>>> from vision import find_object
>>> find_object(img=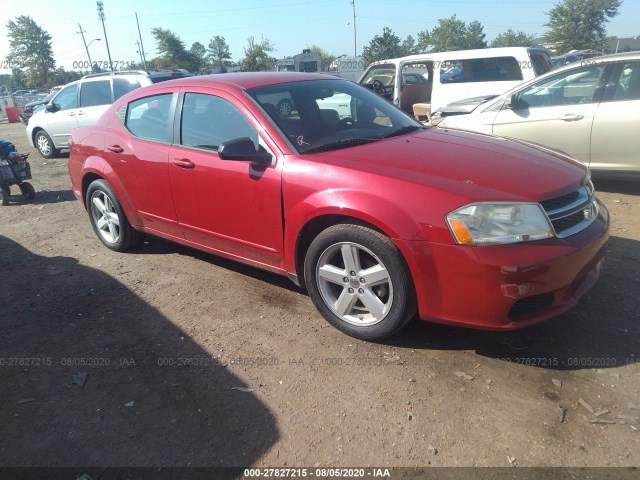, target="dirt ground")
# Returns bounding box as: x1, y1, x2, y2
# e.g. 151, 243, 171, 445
0, 120, 639, 475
